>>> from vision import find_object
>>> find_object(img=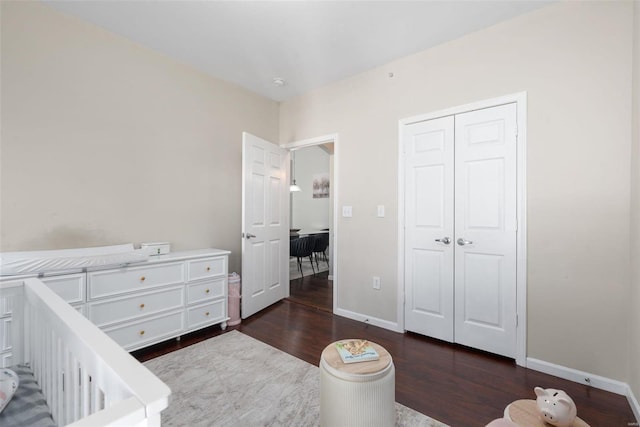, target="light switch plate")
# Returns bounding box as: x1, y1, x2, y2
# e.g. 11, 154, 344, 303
377, 205, 385, 218
342, 206, 353, 217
